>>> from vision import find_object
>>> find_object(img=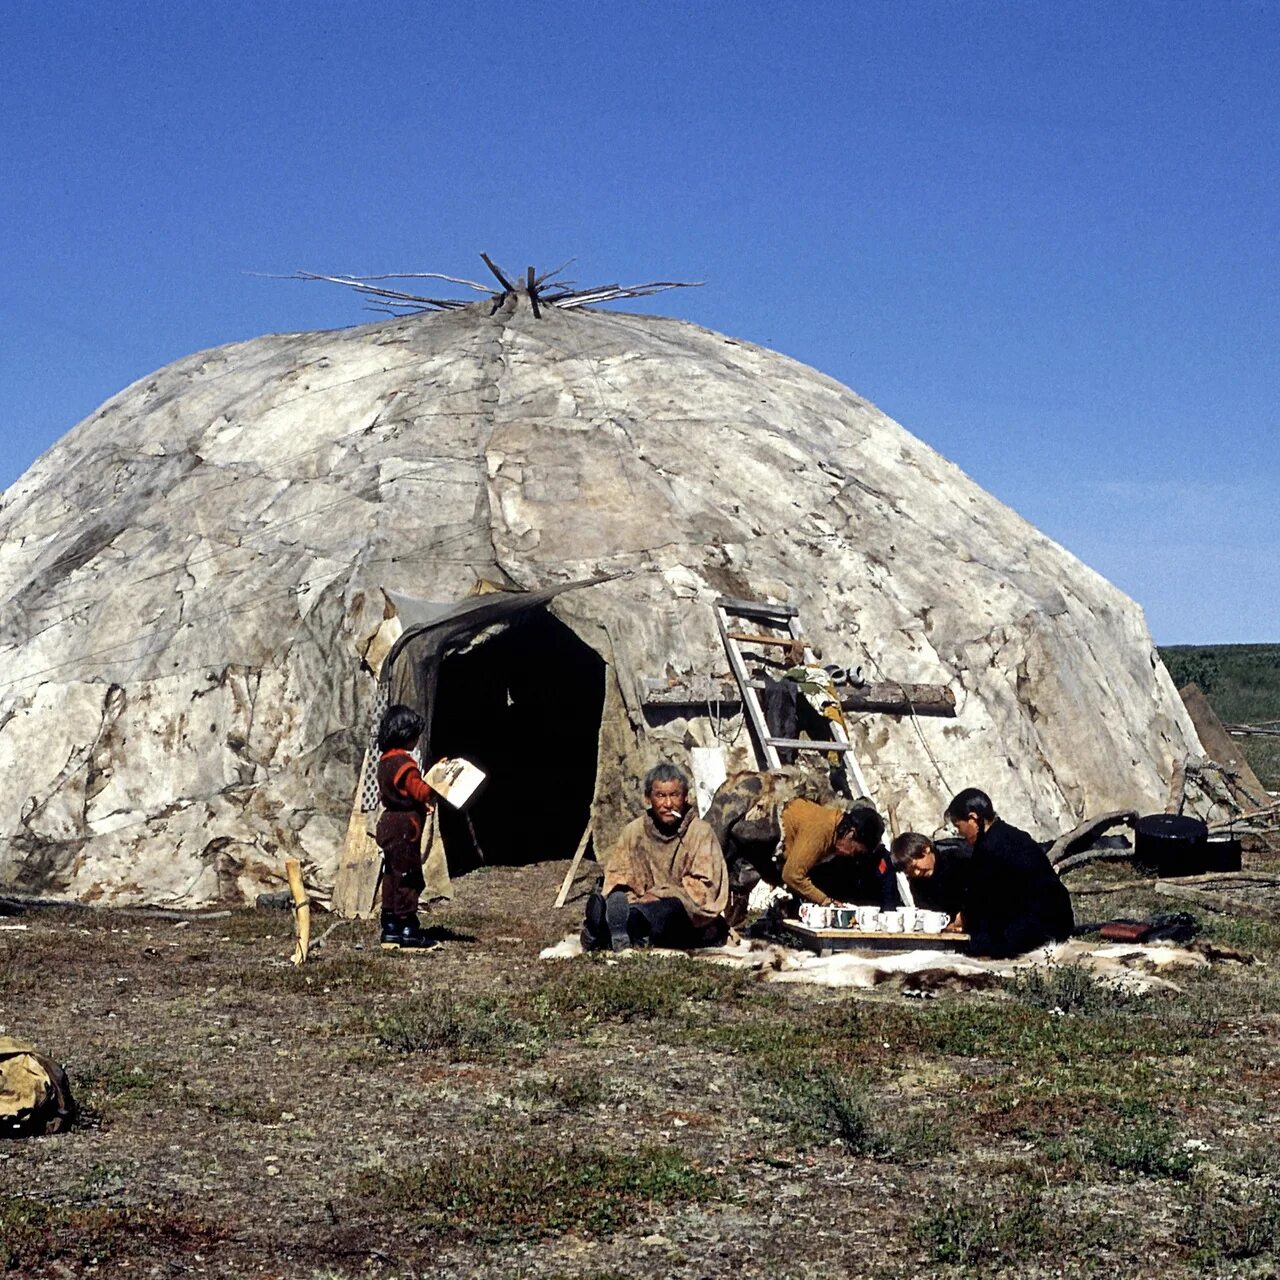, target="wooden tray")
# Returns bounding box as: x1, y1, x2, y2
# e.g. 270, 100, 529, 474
783, 922, 971, 956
